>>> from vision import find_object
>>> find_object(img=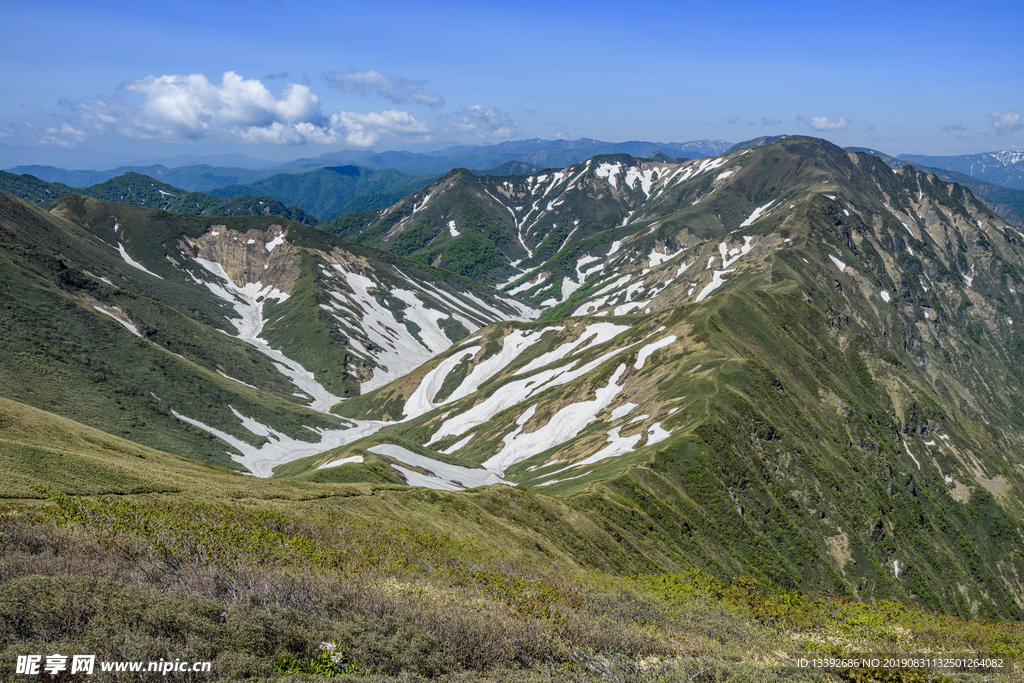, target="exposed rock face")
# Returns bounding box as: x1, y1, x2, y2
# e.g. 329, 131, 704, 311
184, 224, 299, 294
